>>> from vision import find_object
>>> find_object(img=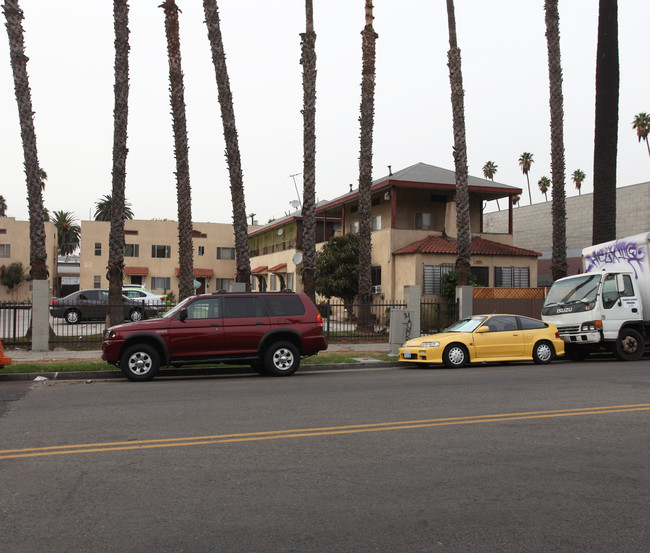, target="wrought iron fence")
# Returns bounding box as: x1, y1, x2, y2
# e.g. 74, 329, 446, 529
0, 303, 32, 349
318, 299, 406, 342
420, 300, 459, 334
